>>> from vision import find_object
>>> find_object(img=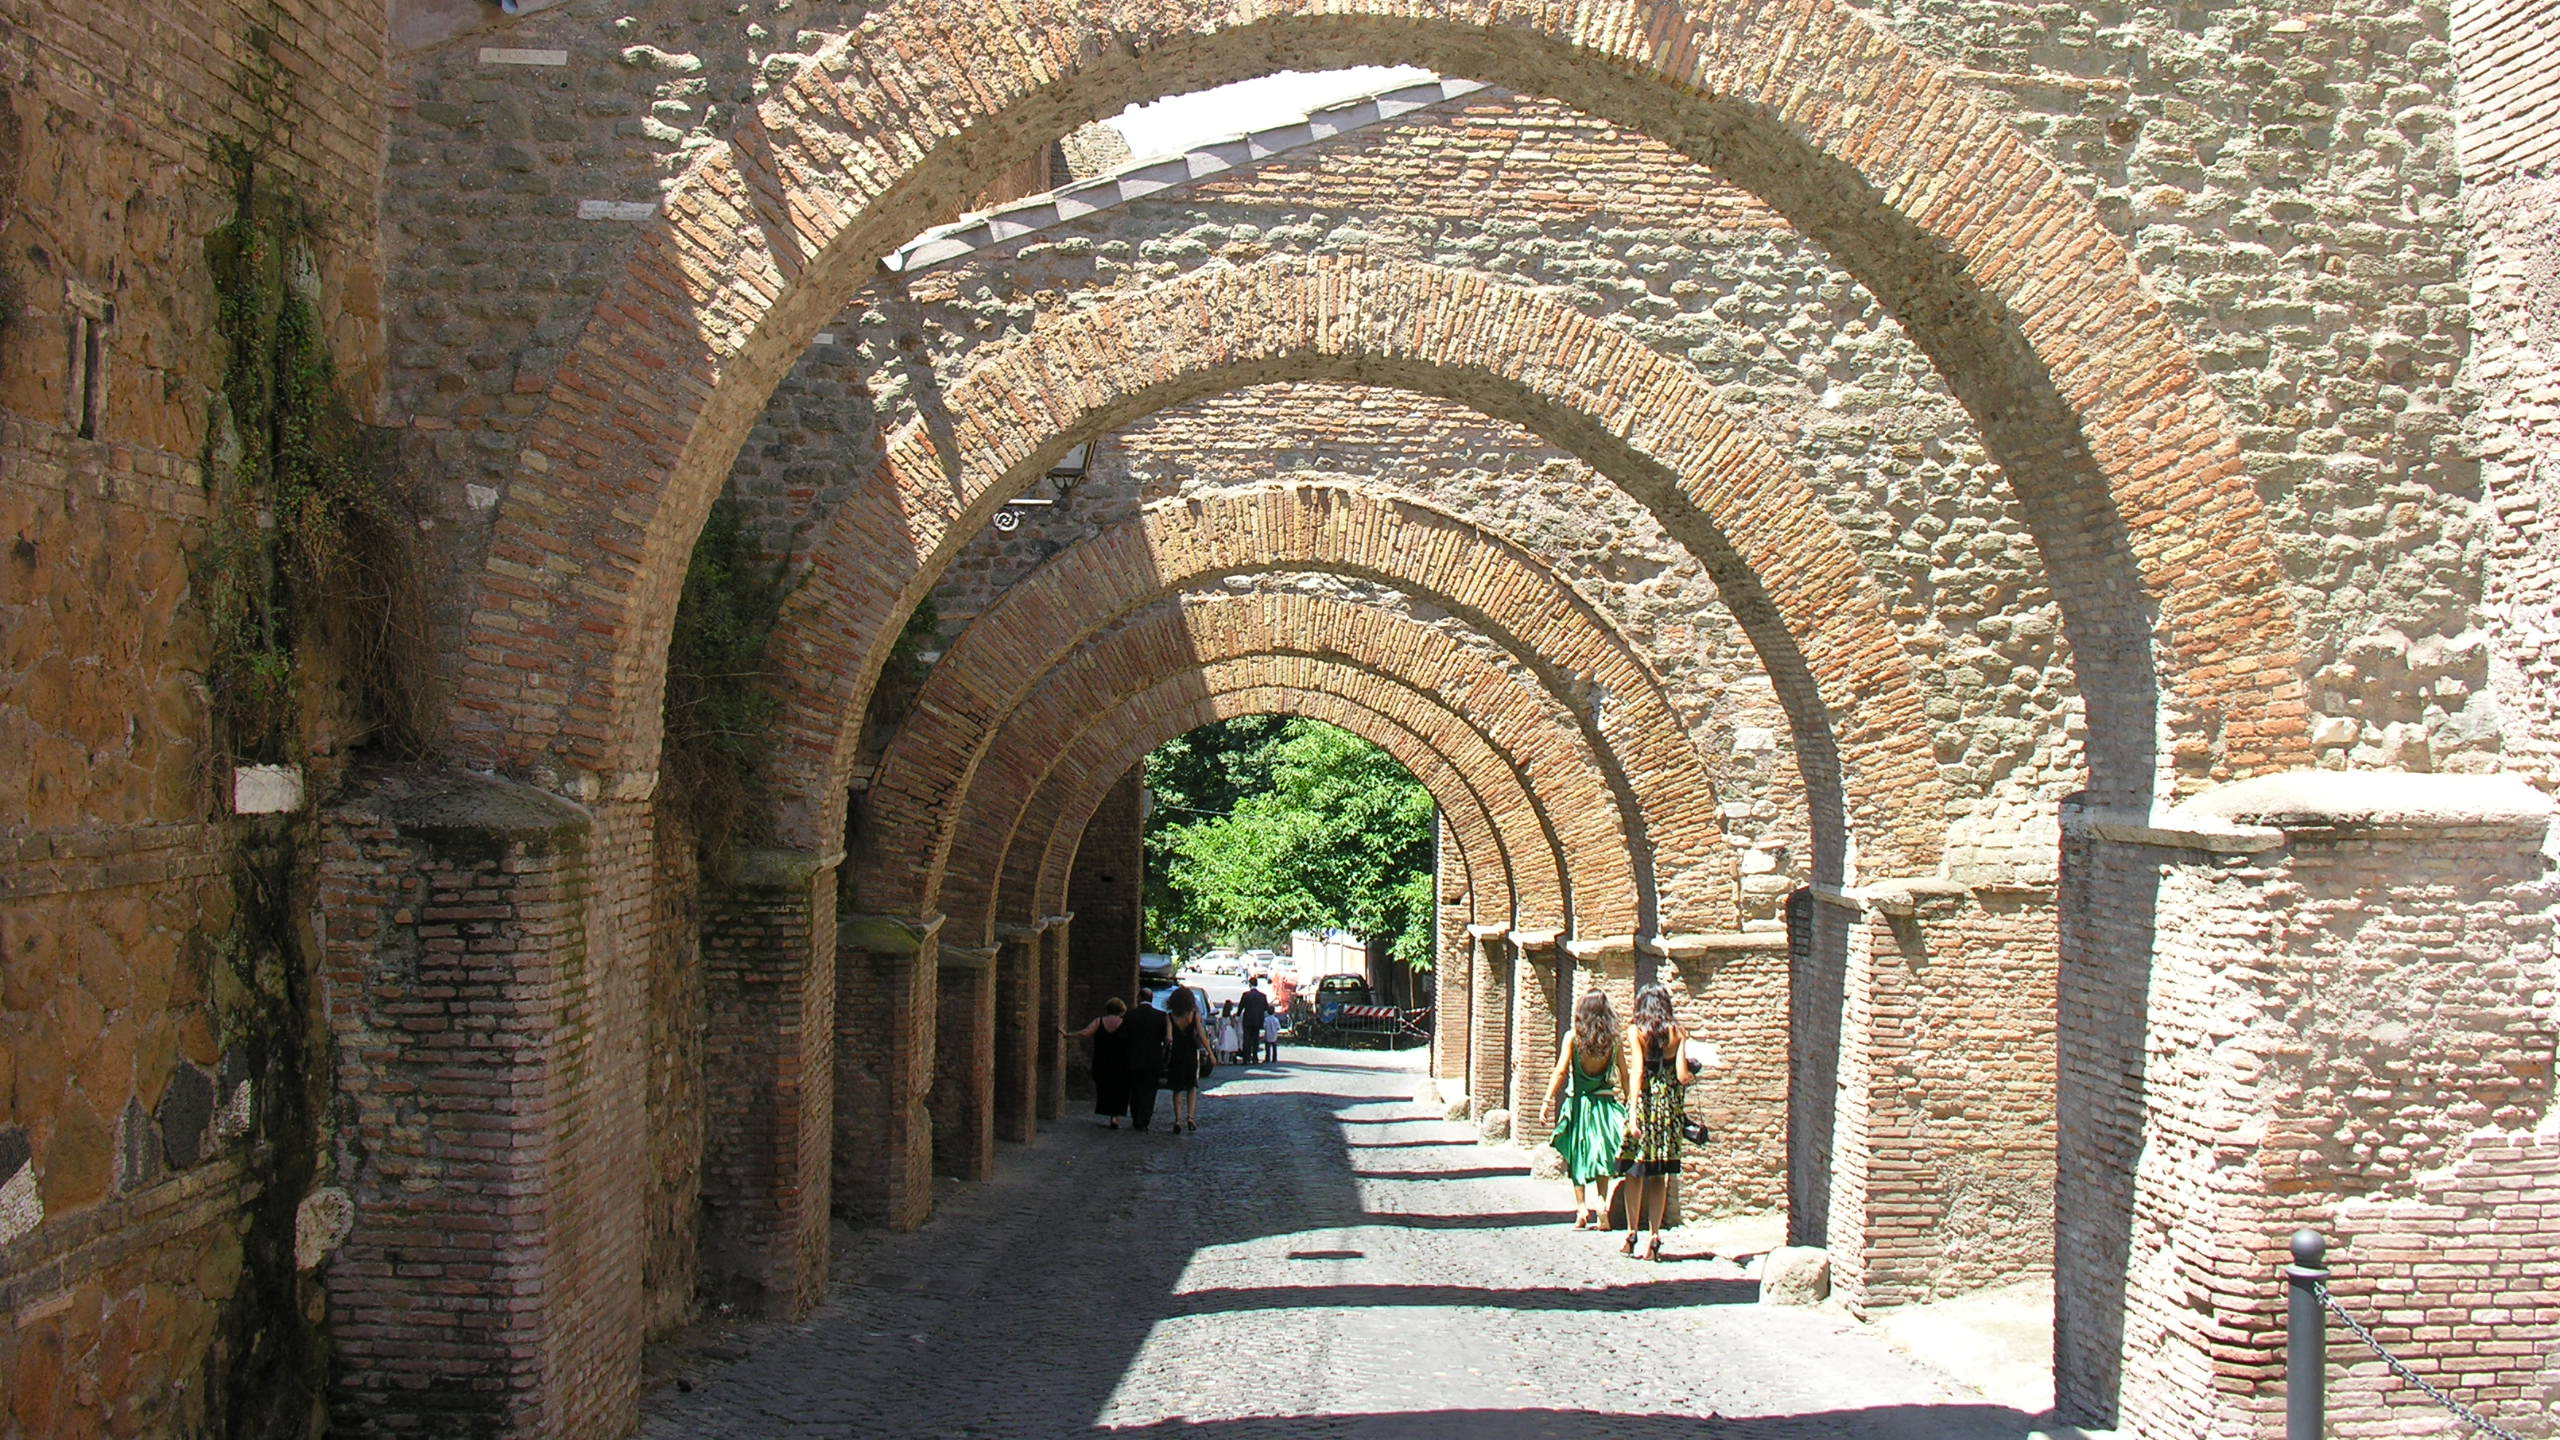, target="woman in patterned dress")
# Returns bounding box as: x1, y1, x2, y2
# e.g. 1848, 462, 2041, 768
1620, 983, 1699, 1260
